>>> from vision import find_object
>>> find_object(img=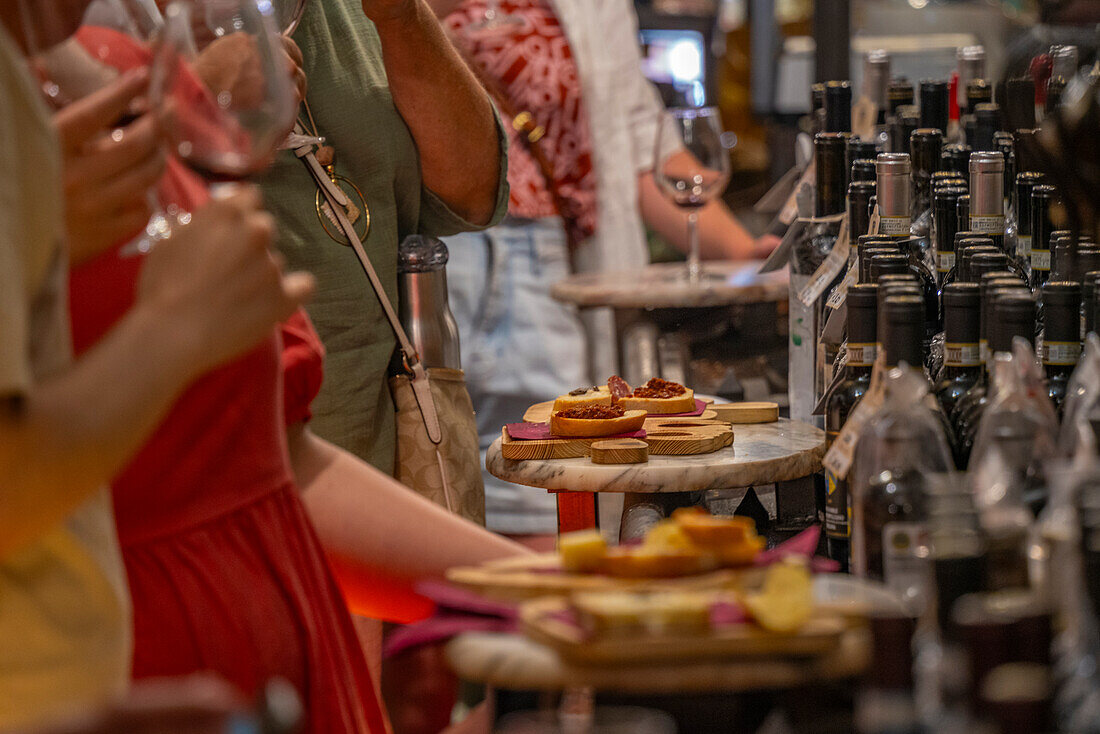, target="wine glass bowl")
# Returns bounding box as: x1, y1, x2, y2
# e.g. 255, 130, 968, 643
654, 107, 732, 282
155, 0, 297, 181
